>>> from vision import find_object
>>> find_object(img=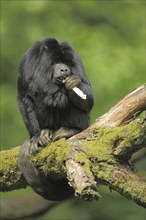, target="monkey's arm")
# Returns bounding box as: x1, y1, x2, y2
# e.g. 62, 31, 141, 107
63, 76, 94, 112
70, 83, 93, 112
18, 95, 41, 137
18, 96, 53, 154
